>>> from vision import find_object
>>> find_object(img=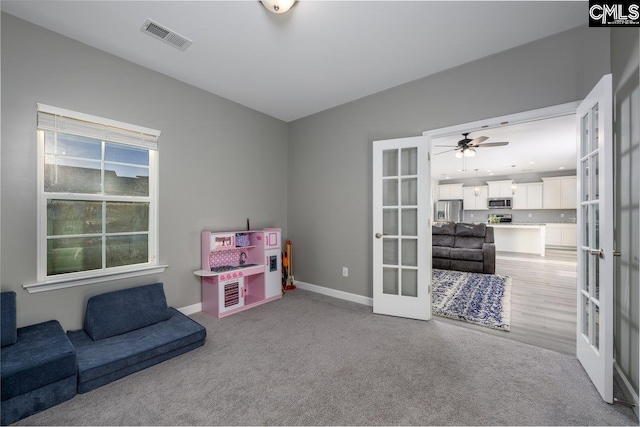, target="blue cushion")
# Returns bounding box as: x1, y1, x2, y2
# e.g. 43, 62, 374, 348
69, 308, 206, 393
1, 292, 17, 347
1, 320, 77, 401
1, 374, 76, 425
84, 283, 171, 341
